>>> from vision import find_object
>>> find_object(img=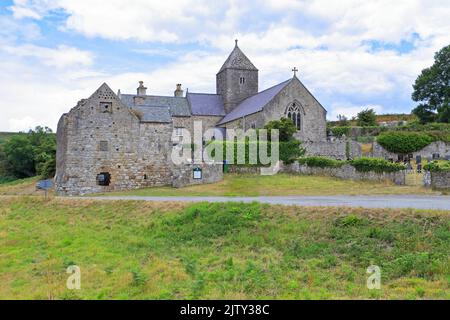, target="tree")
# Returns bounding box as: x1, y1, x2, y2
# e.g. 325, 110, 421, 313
412, 44, 450, 123
0, 126, 56, 179
264, 117, 297, 142
336, 114, 349, 126
356, 108, 377, 126
264, 118, 305, 163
